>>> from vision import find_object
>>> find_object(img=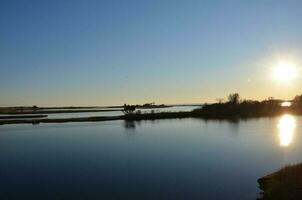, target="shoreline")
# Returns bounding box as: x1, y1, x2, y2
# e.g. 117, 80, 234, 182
0, 109, 123, 115
0, 115, 124, 125
0, 115, 48, 119
0, 98, 299, 125
0, 111, 290, 126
